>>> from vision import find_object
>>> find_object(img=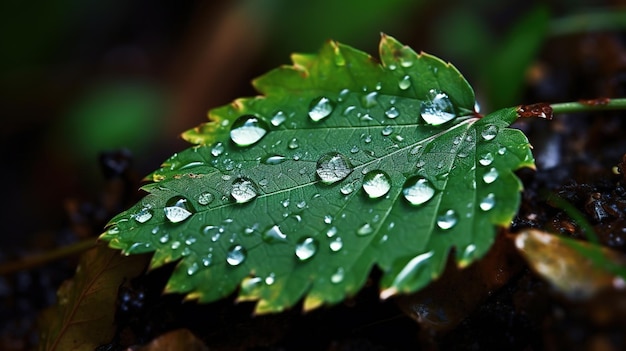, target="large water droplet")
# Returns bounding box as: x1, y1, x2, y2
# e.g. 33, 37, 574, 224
231, 177, 258, 203
331, 267, 345, 284
481, 124, 499, 141
480, 193, 496, 211
361, 91, 378, 108
271, 111, 287, 126
133, 206, 153, 223
420, 89, 456, 125
402, 177, 435, 205
483, 168, 499, 184
479, 152, 494, 166
295, 237, 318, 261
263, 225, 287, 242
362, 170, 391, 199
230, 115, 269, 147
226, 245, 247, 266
211, 142, 225, 156
308, 96, 335, 122
385, 106, 400, 119
329, 237, 343, 252
316, 152, 353, 184
357, 223, 374, 236
197, 192, 214, 206
437, 209, 458, 230
262, 154, 287, 165
164, 196, 194, 223
398, 75, 411, 90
